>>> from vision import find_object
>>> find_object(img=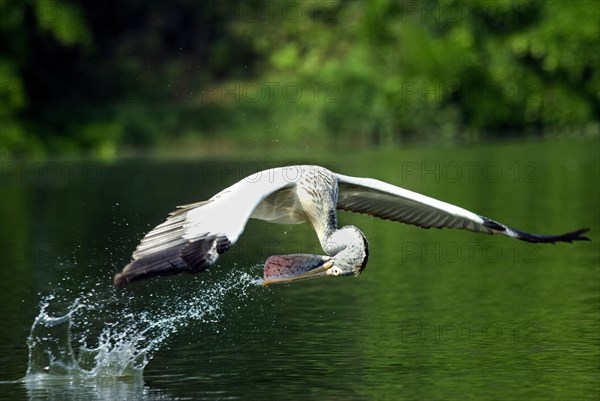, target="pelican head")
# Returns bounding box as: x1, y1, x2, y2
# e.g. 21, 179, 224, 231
262, 225, 369, 285
324, 225, 369, 277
